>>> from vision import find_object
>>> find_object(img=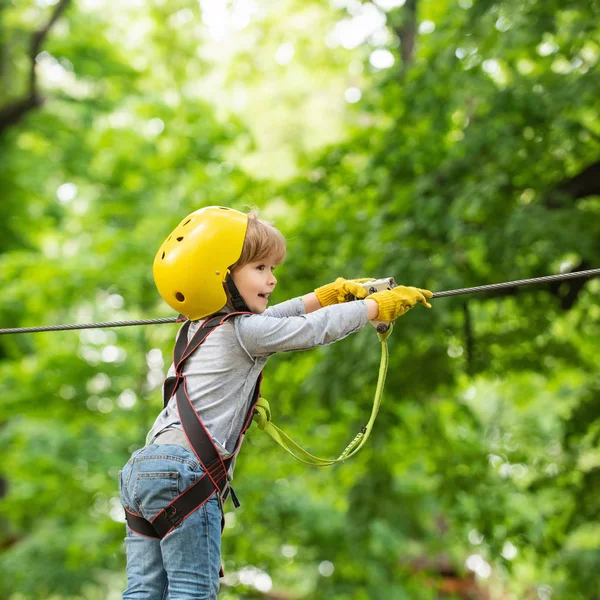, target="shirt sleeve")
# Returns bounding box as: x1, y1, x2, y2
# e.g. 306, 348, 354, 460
262, 297, 306, 318
234, 300, 369, 358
